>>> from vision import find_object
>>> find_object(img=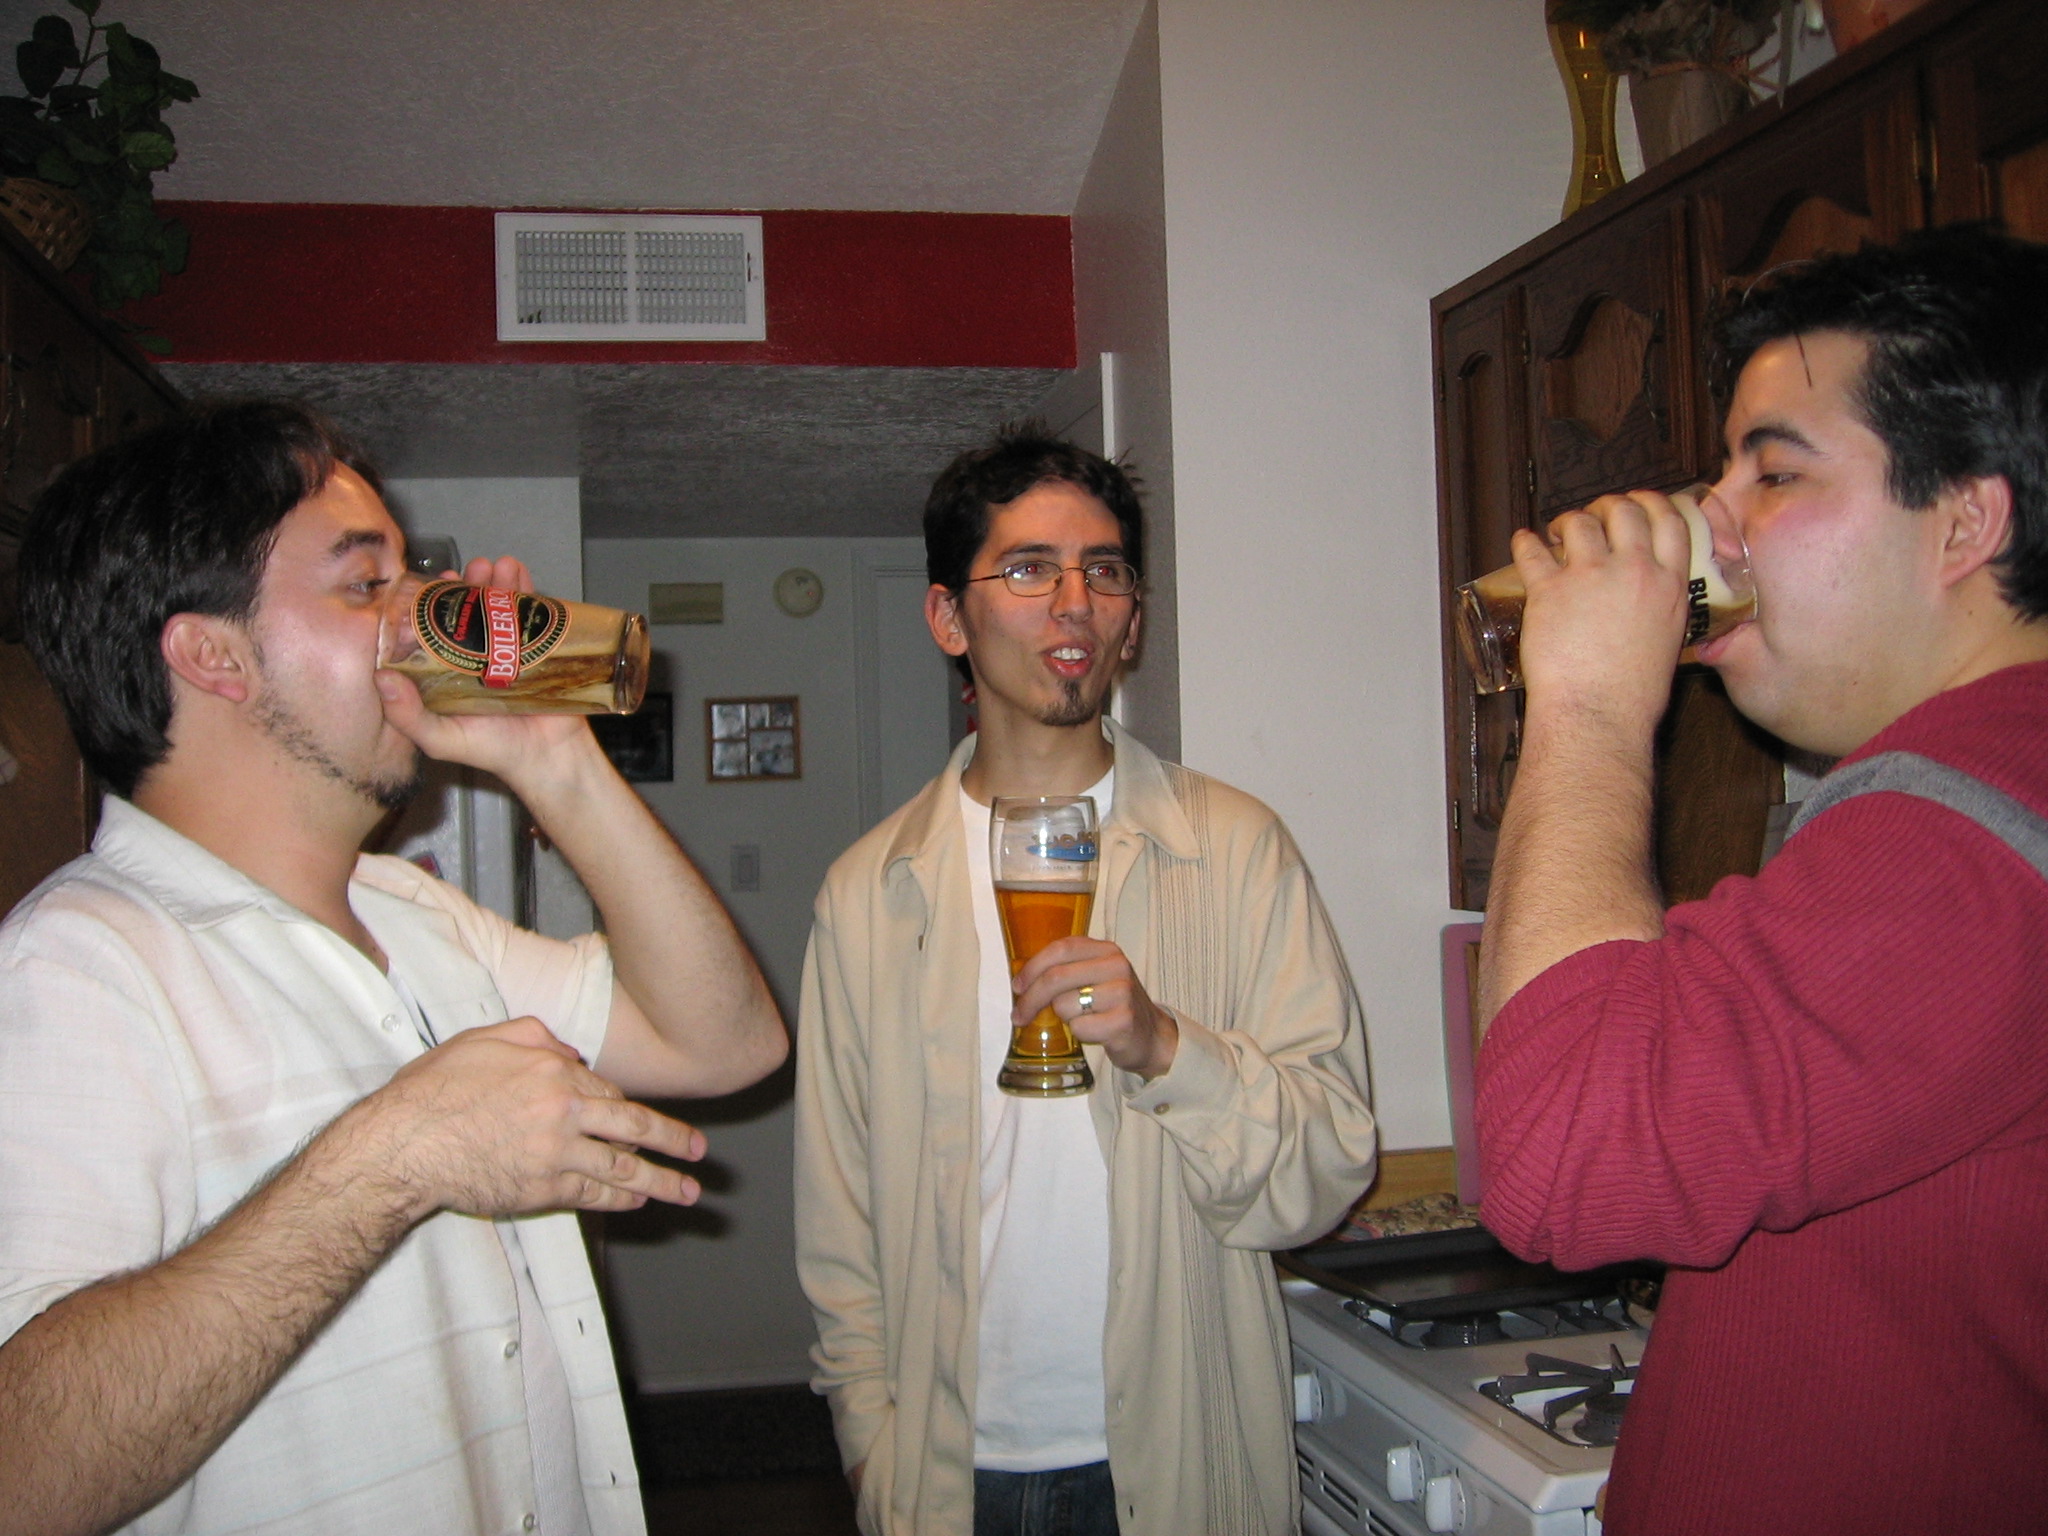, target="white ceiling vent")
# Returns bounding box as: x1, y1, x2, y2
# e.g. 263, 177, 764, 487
495, 213, 766, 342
